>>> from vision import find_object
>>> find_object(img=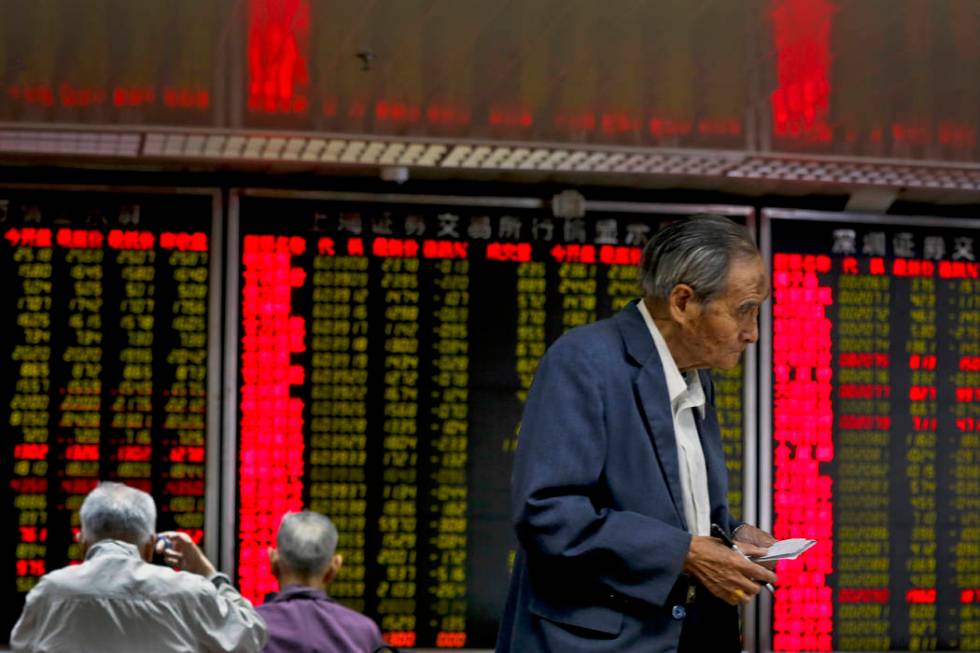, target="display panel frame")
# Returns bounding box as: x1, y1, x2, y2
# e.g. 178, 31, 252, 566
760, 208, 980, 653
